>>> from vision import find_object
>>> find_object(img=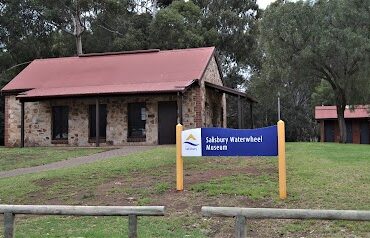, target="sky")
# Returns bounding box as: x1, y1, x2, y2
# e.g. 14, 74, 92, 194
257, 0, 277, 9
